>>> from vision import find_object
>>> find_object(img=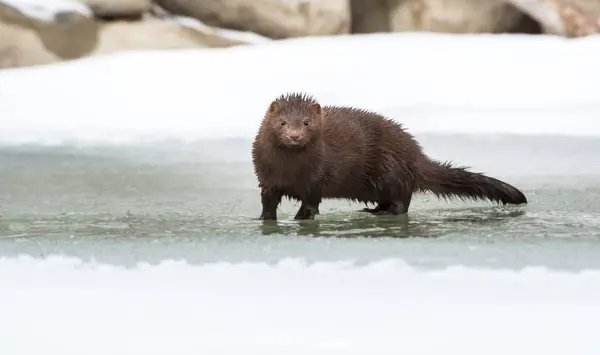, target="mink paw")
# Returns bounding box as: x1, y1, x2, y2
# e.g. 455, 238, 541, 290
294, 205, 319, 220
359, 207, 379, 213
259, 212, 277, 220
